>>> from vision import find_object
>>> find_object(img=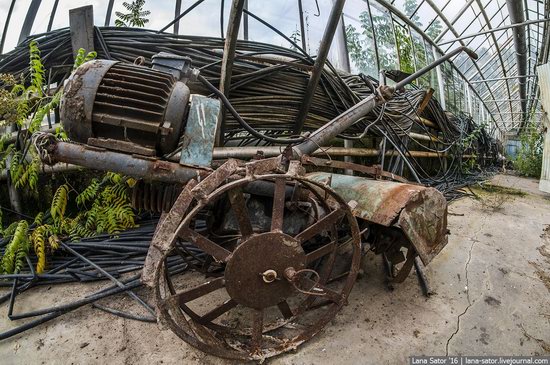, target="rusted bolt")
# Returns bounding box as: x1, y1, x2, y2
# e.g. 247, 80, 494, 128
283, 267, 297, 281
261, 269, 278, 283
